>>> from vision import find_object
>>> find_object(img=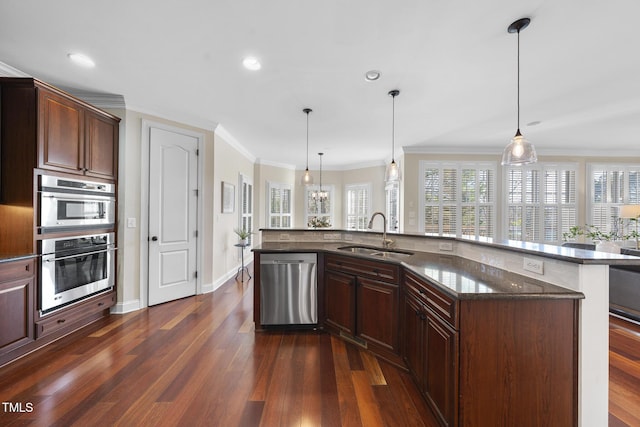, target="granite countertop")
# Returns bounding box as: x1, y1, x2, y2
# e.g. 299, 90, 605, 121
0, 253, 38, 264
258, 228, 640, 266
253, 242, 584, 300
